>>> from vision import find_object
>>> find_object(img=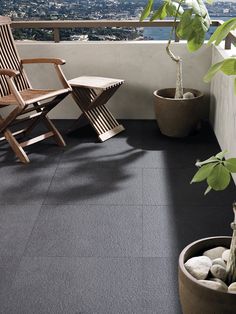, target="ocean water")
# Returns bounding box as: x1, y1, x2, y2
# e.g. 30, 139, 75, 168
143, 16, 229, 40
